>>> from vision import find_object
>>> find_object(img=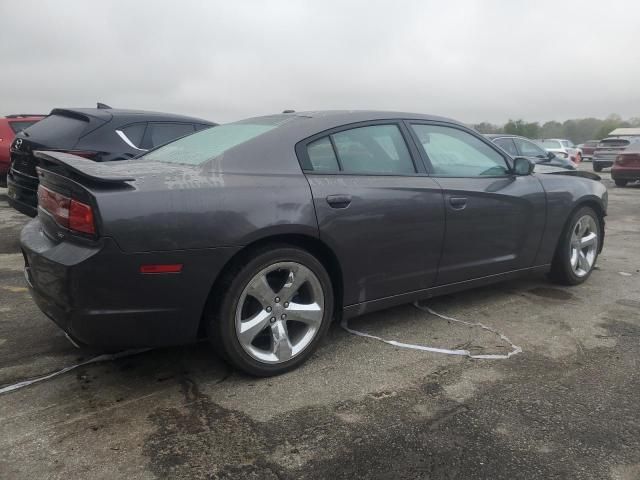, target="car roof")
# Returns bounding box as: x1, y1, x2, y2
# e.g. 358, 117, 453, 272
49, 107, 215, 125
235, 110, 465, 140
